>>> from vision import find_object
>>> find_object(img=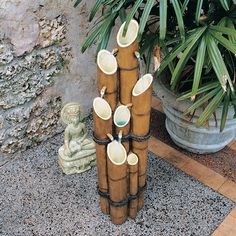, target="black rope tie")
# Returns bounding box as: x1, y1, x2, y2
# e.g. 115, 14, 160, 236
97, 188, 109, 198
108, 198, 129, 207
113, 133, 130, 142
93, 132, 110, 145
97, 182, 147, 207
93, 130, 151, 145
131, 131, 151, 142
